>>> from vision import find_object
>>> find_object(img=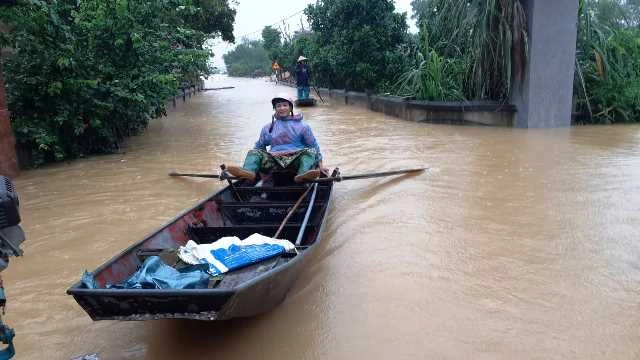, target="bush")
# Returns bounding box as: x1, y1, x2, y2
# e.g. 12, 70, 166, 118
1, 0, 235, 165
